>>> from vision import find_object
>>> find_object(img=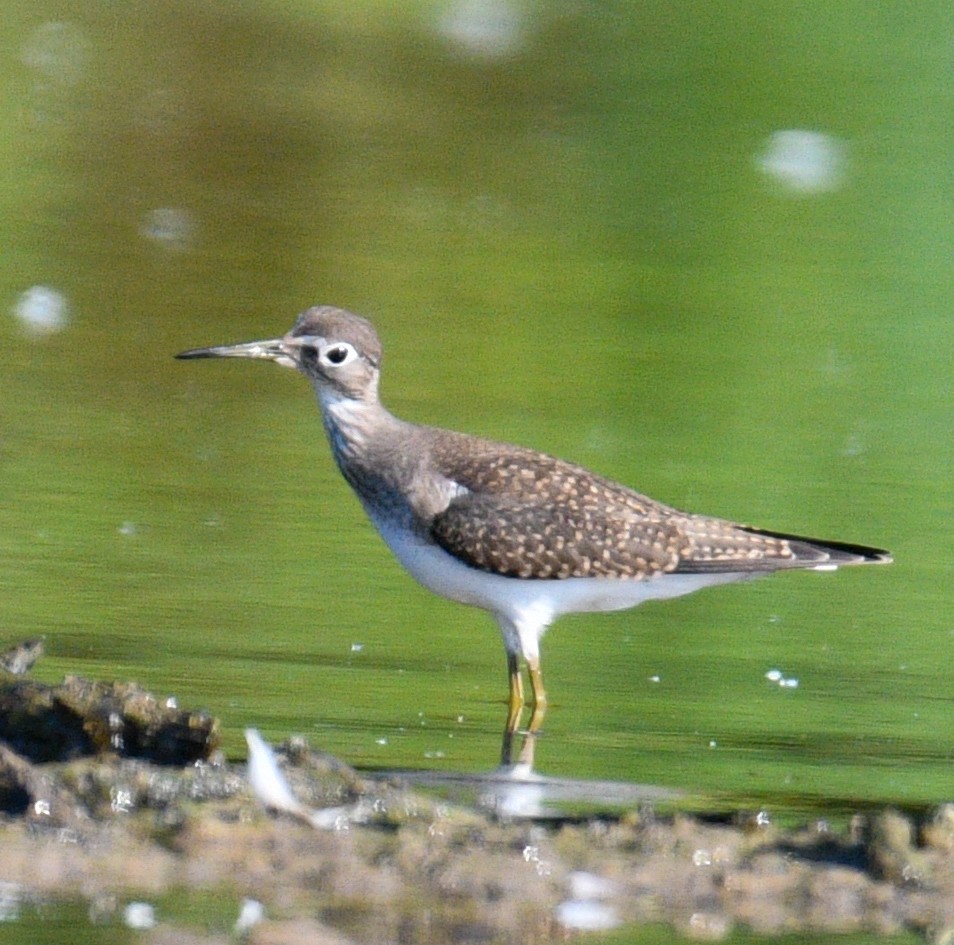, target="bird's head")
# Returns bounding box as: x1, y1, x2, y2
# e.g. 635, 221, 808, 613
176, 305, 383, 403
